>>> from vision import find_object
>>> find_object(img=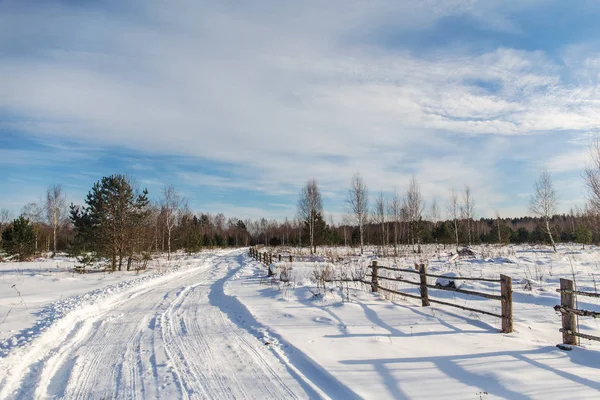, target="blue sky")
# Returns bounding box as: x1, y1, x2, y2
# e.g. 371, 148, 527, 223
1, 0, 599, 221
